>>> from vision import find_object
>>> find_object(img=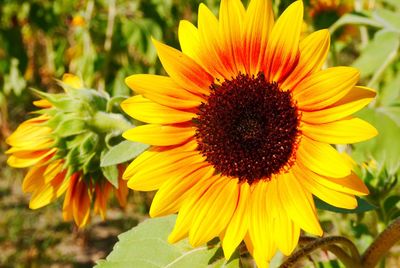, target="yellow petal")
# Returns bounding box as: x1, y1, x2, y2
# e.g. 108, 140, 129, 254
219, 0, 246, 74
301, 86, 376, 124
189, 177, 239, 247
244, 232, 254, 257
127, 151, 204, 191
297, 163, 369, 196
114, 173, 129, 208
123, 124, 196, 146
282, 29, 330, 90
222, 182, 251, 259
152, 38, 213, 96
6, 123, 52, 147
6, 139, 53, 154
150, 164, 213, 217
29, 170, 68, 209
121, 95, 195, 124
294, 67, 360, 110
72, 179, 91, 228
123, 140, 198, 179
62, 73, 83, 88
22, 165, 47, 193
243, 0, 274, 75
296, 136, 352, 178
168, 175, 222, 243
179, 20, 223, 80
278, 172, 323, 236
7, 148, 56, 168
198, 4, 232, 79
264, 1, 303, 82
125, 74, 203, 109
295, 164, 358, 209
273, 209, 300, 256
179, 20, 201, 60
94, 182, 112, 220
249, 182, 277, 267
33, 99, 52, 108
302, 117, 378, 144
62, 173, 79, 221
43, 159, 64, 184
267, 179, 300, 255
